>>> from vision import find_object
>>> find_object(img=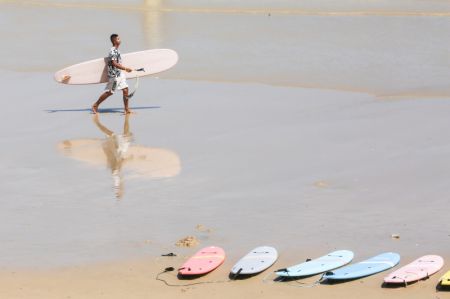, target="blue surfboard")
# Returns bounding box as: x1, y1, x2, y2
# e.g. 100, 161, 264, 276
323, 252, 400, 281
276, 250, 354, 277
